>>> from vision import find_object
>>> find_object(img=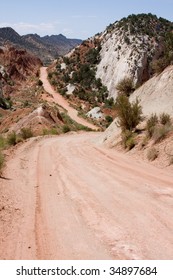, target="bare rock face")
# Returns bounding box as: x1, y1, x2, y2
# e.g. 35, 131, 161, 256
0, 45, 42, 100
96, 14, 172, 99
130, 66, 173, 116
0, 46, 42, 81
